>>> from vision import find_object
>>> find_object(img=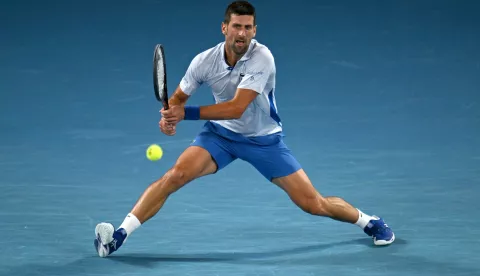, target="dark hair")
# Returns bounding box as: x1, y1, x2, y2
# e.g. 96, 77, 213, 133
224, 1, 256, 25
